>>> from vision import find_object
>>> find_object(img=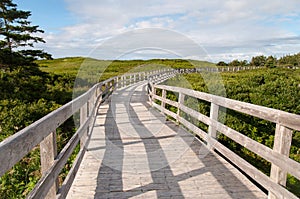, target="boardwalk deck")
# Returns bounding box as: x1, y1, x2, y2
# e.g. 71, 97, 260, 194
66, 82, 267, 199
